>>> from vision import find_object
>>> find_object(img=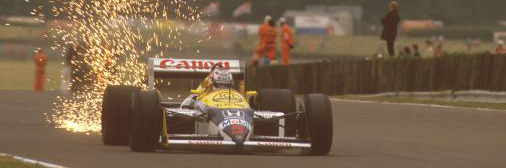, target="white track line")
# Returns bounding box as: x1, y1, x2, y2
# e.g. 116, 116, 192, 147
331, 98, 505, 112
0, 153, 68, 168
